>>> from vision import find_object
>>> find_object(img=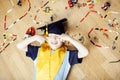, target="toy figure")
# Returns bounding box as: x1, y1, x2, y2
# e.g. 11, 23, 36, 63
101, 1, 111, 11
43, 7, 52, 13
17, 0, 22, 6
17, 18, 89, 80
68, 0, 78, 7
17, 0, 25, 6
